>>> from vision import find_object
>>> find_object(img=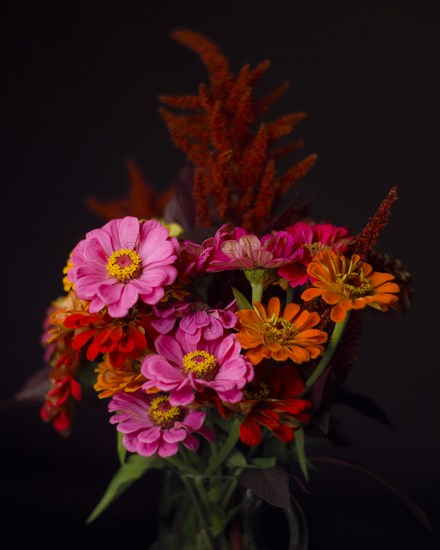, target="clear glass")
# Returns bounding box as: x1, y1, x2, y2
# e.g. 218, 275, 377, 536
149, 471, 308, 550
